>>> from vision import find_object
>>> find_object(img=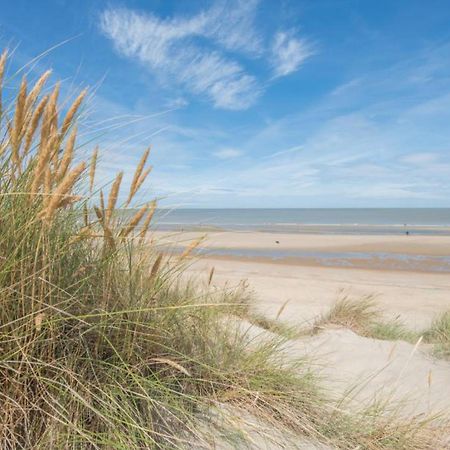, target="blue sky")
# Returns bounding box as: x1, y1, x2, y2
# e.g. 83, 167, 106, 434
1, 0, 450, 207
